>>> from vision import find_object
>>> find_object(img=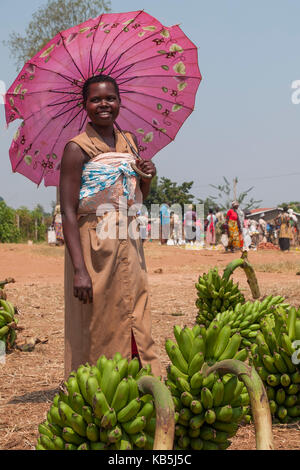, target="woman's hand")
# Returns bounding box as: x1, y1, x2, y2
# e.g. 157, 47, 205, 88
73, 268, 93, 304
135, 159, 156, 182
